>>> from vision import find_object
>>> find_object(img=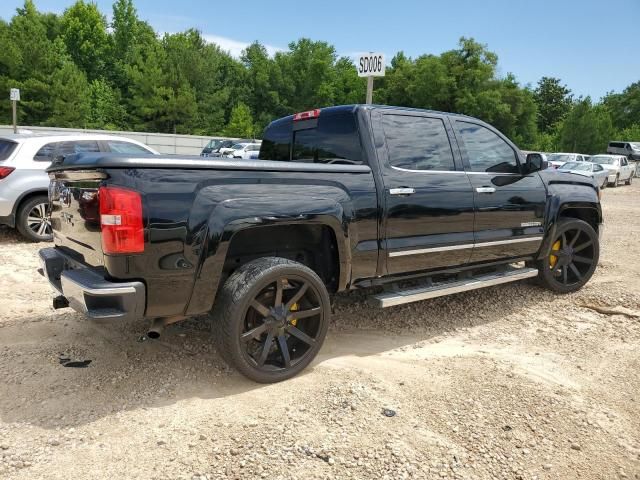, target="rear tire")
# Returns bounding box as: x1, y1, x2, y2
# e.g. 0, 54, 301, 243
536, 218, 599, 294
16, 195, 52, 242
213, 257, 331, 383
